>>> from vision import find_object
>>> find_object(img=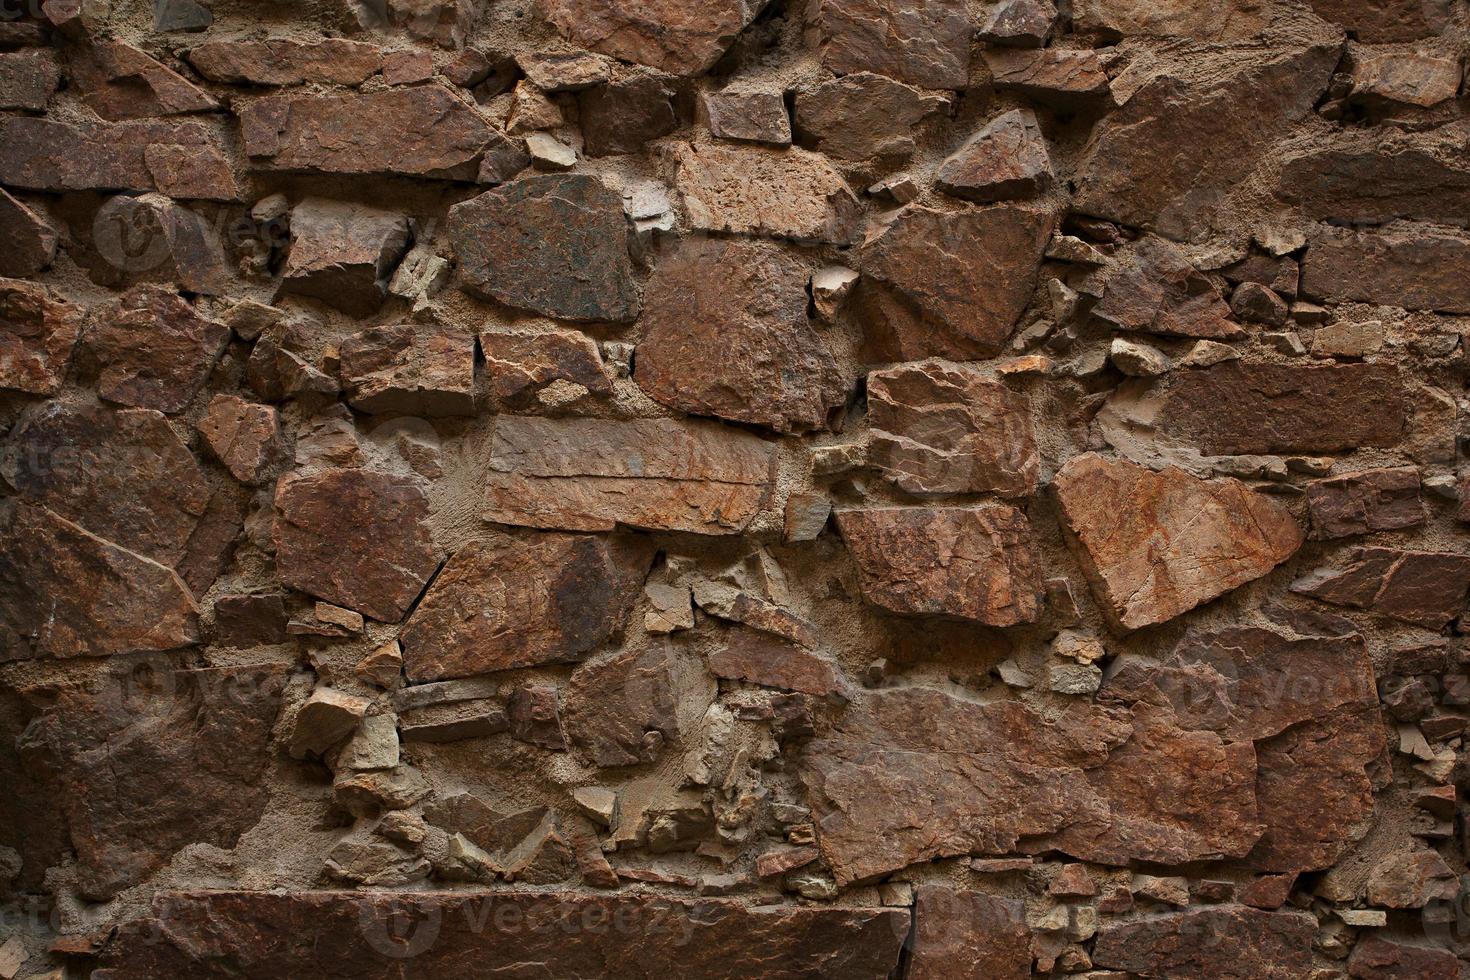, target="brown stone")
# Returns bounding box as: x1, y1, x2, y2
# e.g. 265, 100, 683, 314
669, 141, 862, 244
564, 644, 715, 767
0, 191, 58, 279
1306, 467, 1424, 539
11, 663, 282, 900
1088, 236, 1242, 339
1053, 455, 1303, 631
1349, 937, 1460, 980
1303, 223, 1470, 314
859, 204, 1055, 359
0, 48, 59, 110
836, 506, 1043, 626
1072, 0, 1267, 40
0, 116, 236, 199
1350, 45, 1462, 108
99, 891, 909, 978
1073, 42, 1338, 236
211, 593, 288, 647
982, 48, 1110, 108
702, 89, 791, 145
1092, 906, 1315, 980
277, 198, 410, 317
448, 174, 639, 322
1238, 874, 1295, 910
89, 193, 229, 295
1308, 0, 1453, 42
273, 468, 437, 623
87, 286, 229, 412
806, 0, 975, 89
69, 40, 217, 120
910, 888, 1032, 980
482, 417, 777, 535
240, 86, 519, 180
339, 323, 475, 417
1292, 547, 1470, 629
545, 0, 770, 76
708, 629, 847, 697
936, 108, 1051, 203
400, 531, 654, 682
978, 0, 1057, 46
793, 72, 949, 162
507, 686, 567, 752
388, 0, 474, 48
0, 279, 80, 395
187, 37, 383, 86
1366, 849, 1459, 908
197, 395, 283, 485
1154, 361, 1406, 454
480, 328, 613, 410
578, 73, 678, 157
1276, 127, 1470, 226
867, 359, 1038, 498
517, 51, 612, 92
634, 238, 846, 433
